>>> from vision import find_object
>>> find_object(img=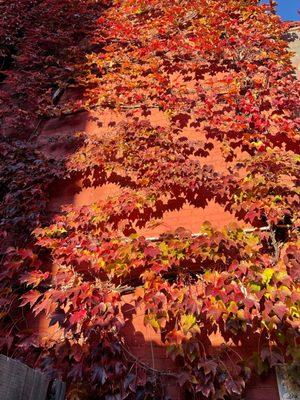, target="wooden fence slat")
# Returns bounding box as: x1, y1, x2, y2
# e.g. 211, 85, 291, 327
21, 365, 35, 400
0, 355, 28, 400
51, 379, 66, 400
30, 369, 49, 400
0, 355, 64, 400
